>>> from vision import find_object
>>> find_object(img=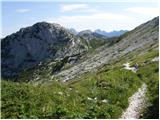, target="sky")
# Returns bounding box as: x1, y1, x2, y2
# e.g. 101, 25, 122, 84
1, 0, 159, 37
